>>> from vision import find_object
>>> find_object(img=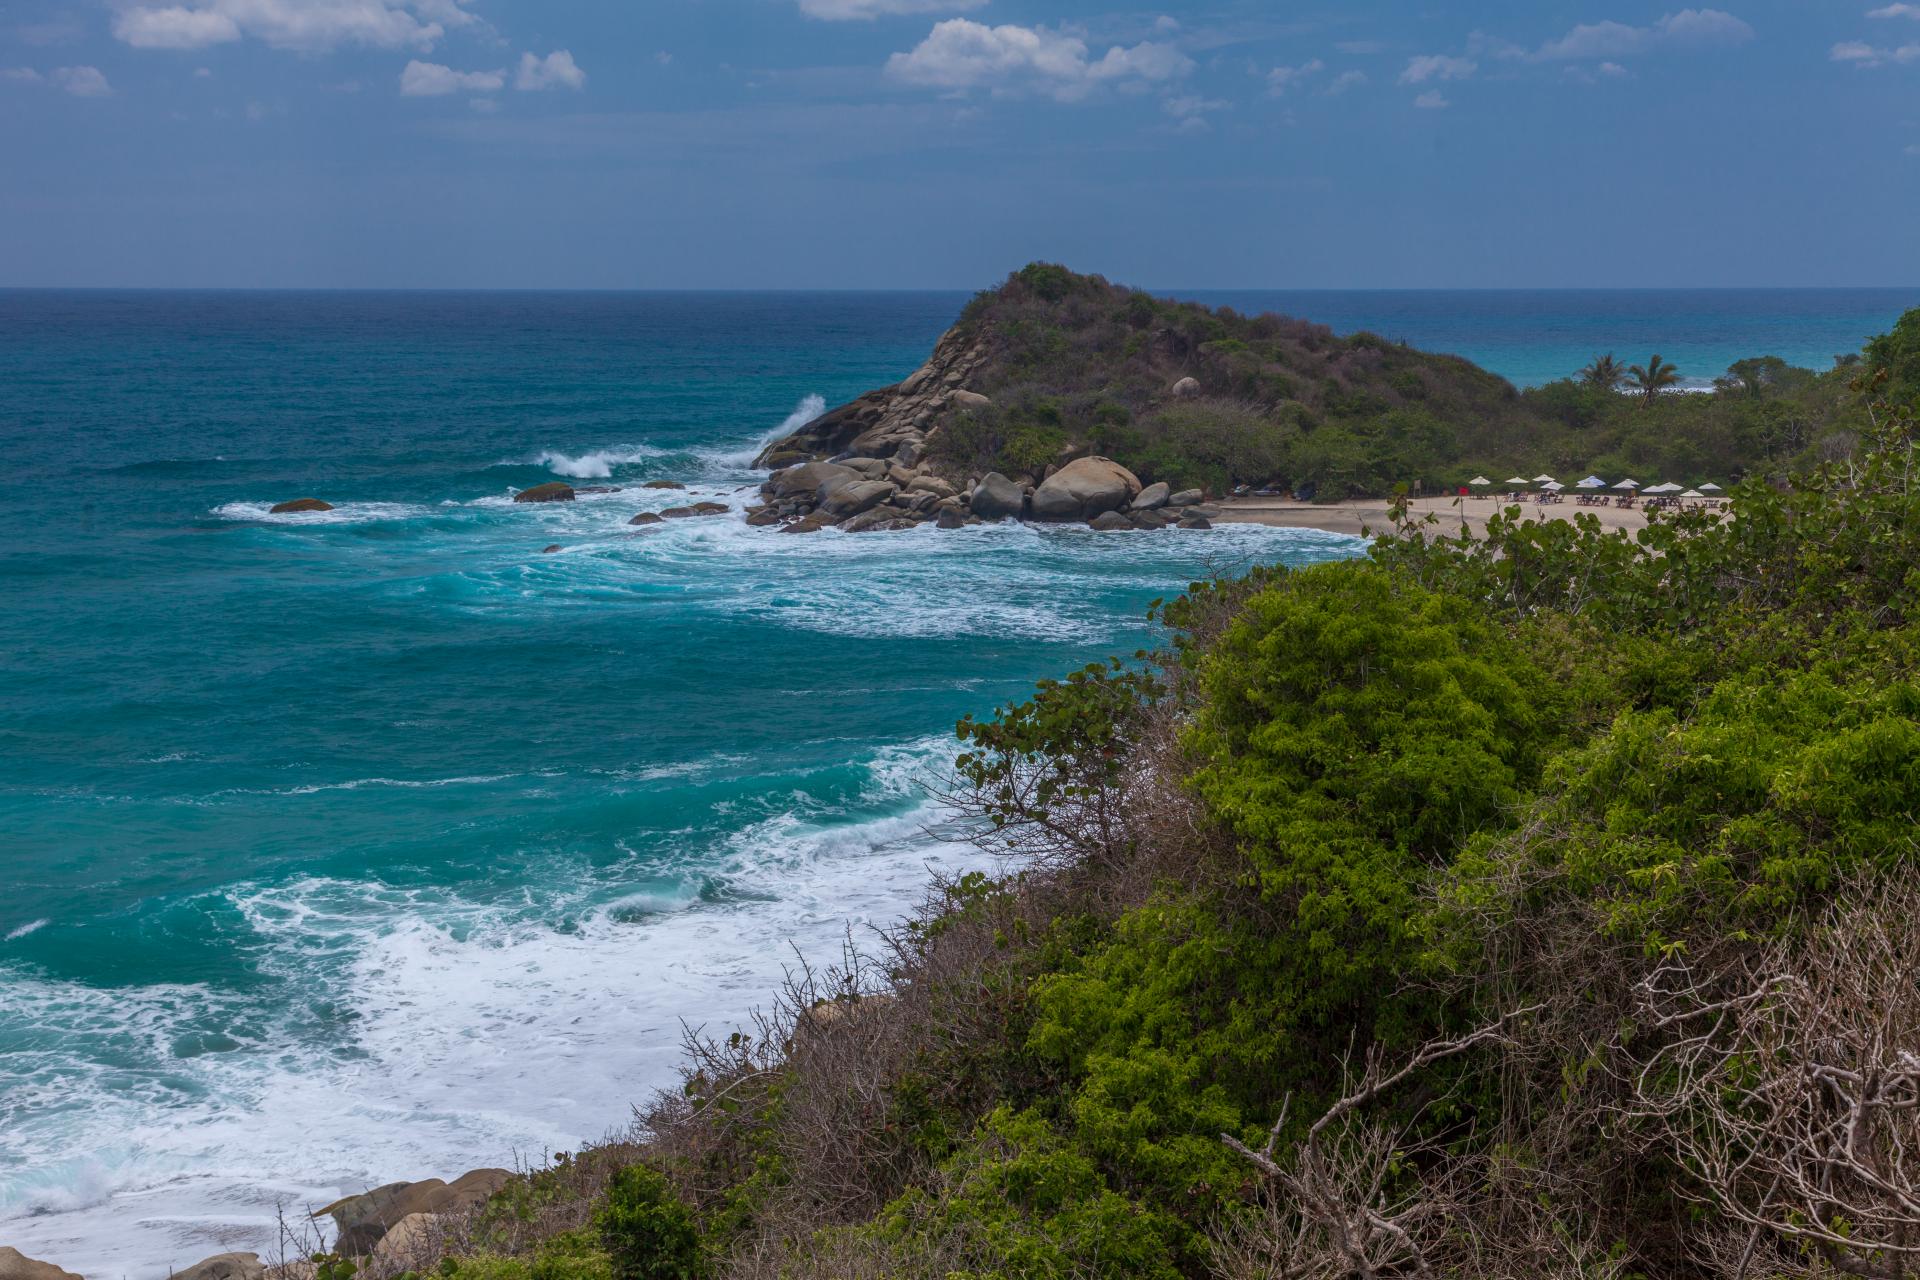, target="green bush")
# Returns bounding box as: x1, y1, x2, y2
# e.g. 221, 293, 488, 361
593, 1166, 705, 1280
